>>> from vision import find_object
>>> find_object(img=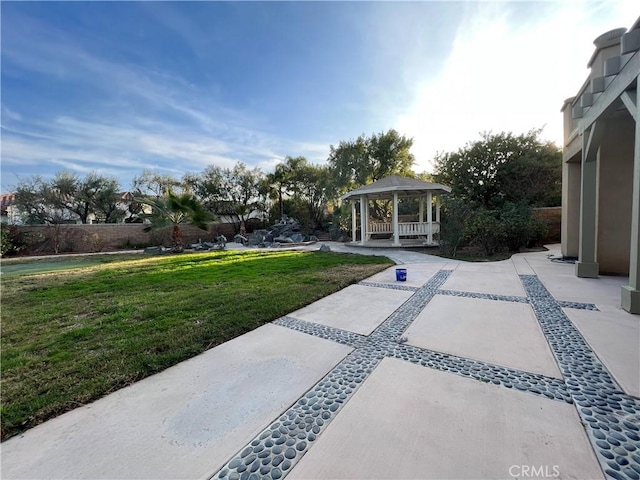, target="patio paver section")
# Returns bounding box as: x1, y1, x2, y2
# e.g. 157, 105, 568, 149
288, 357, 602, 480
288, 284, 412, 336
404, 295, 562, 378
